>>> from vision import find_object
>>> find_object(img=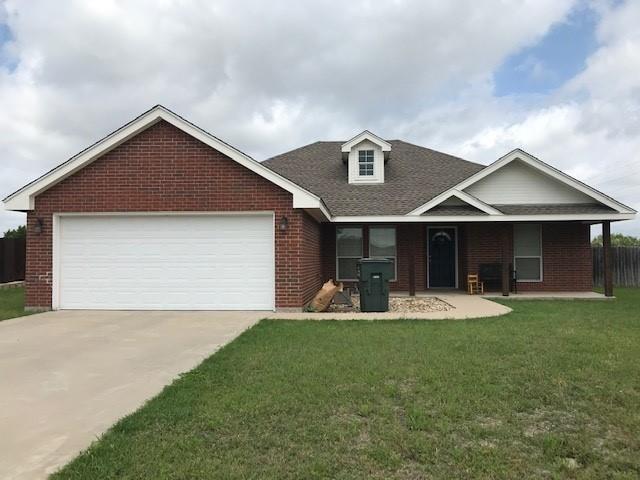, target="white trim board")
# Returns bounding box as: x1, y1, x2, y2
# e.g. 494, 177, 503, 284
408, 189, 503, 216
332, 213, 635, 223
341, 130, 391, 152
3, 105, 330, 220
